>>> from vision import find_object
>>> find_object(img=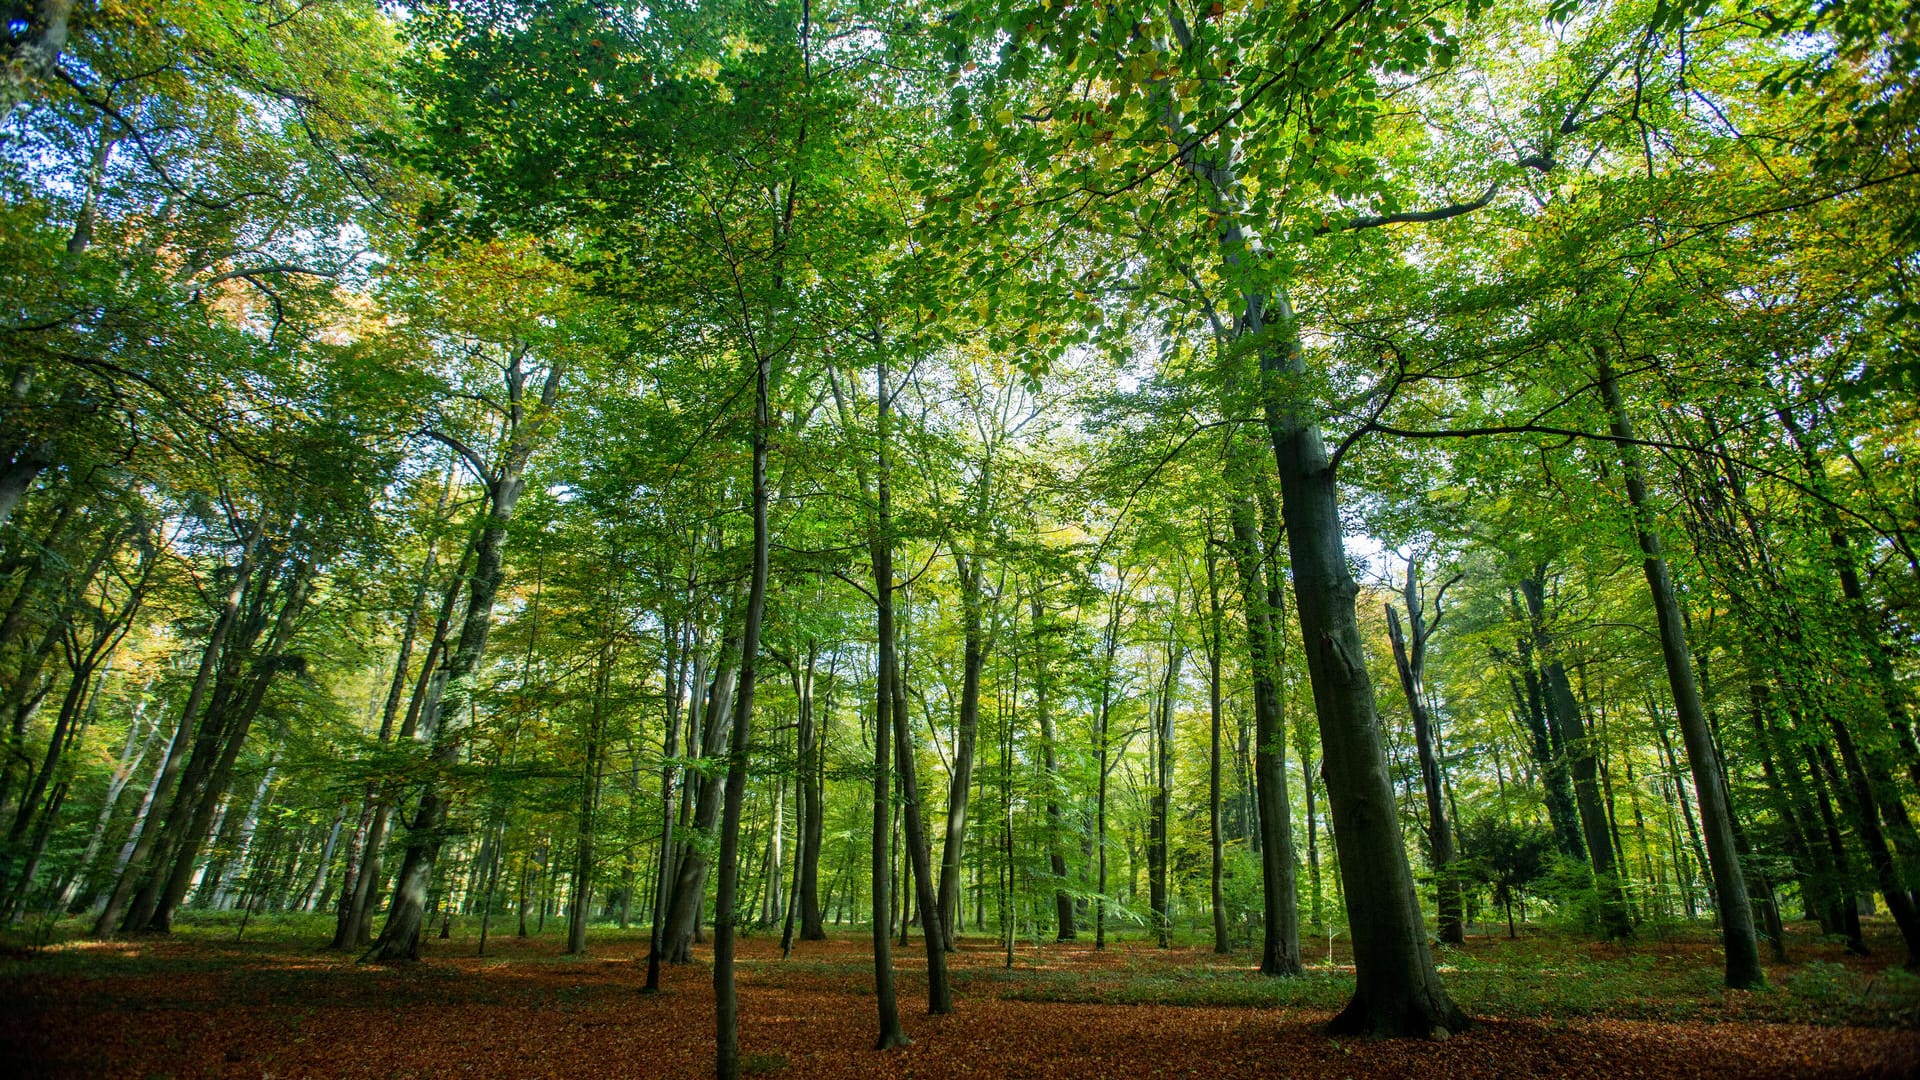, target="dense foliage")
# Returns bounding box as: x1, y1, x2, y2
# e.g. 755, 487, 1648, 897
2, 0, 1916, 1072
